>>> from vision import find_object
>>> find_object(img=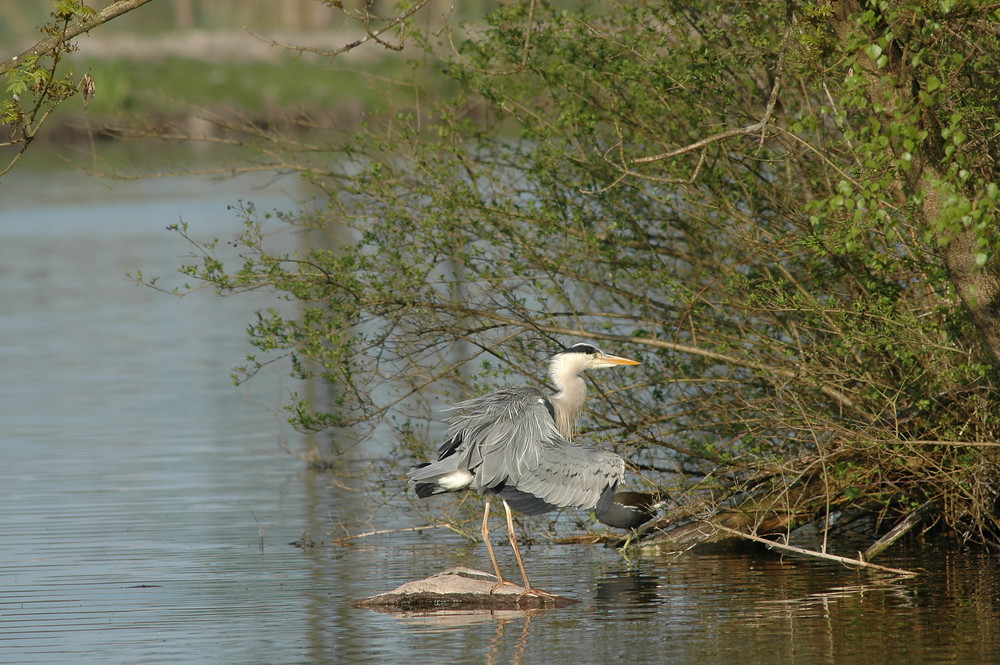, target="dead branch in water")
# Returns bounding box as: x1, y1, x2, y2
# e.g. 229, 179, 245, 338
862, 500, 938, 561
710, 524, 919, 576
